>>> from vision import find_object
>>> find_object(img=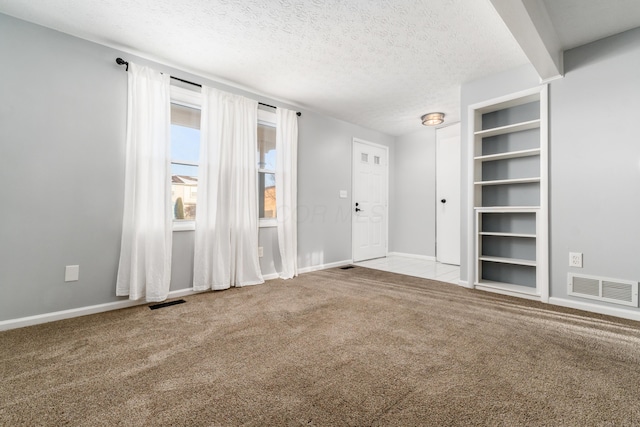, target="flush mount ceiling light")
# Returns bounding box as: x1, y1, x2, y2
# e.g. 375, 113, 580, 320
421, 112, 445, 126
